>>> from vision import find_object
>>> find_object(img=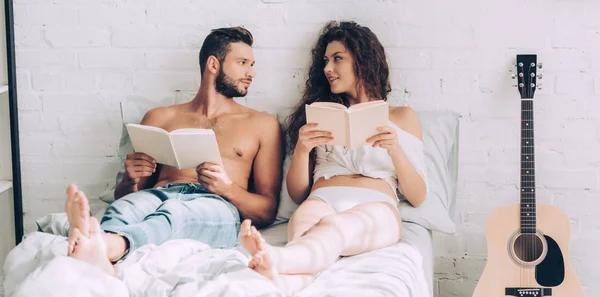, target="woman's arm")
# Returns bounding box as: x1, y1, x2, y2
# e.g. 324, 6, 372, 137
286, 123, 333, 205
389, 107, 427, 207
286, 149, 315, 205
